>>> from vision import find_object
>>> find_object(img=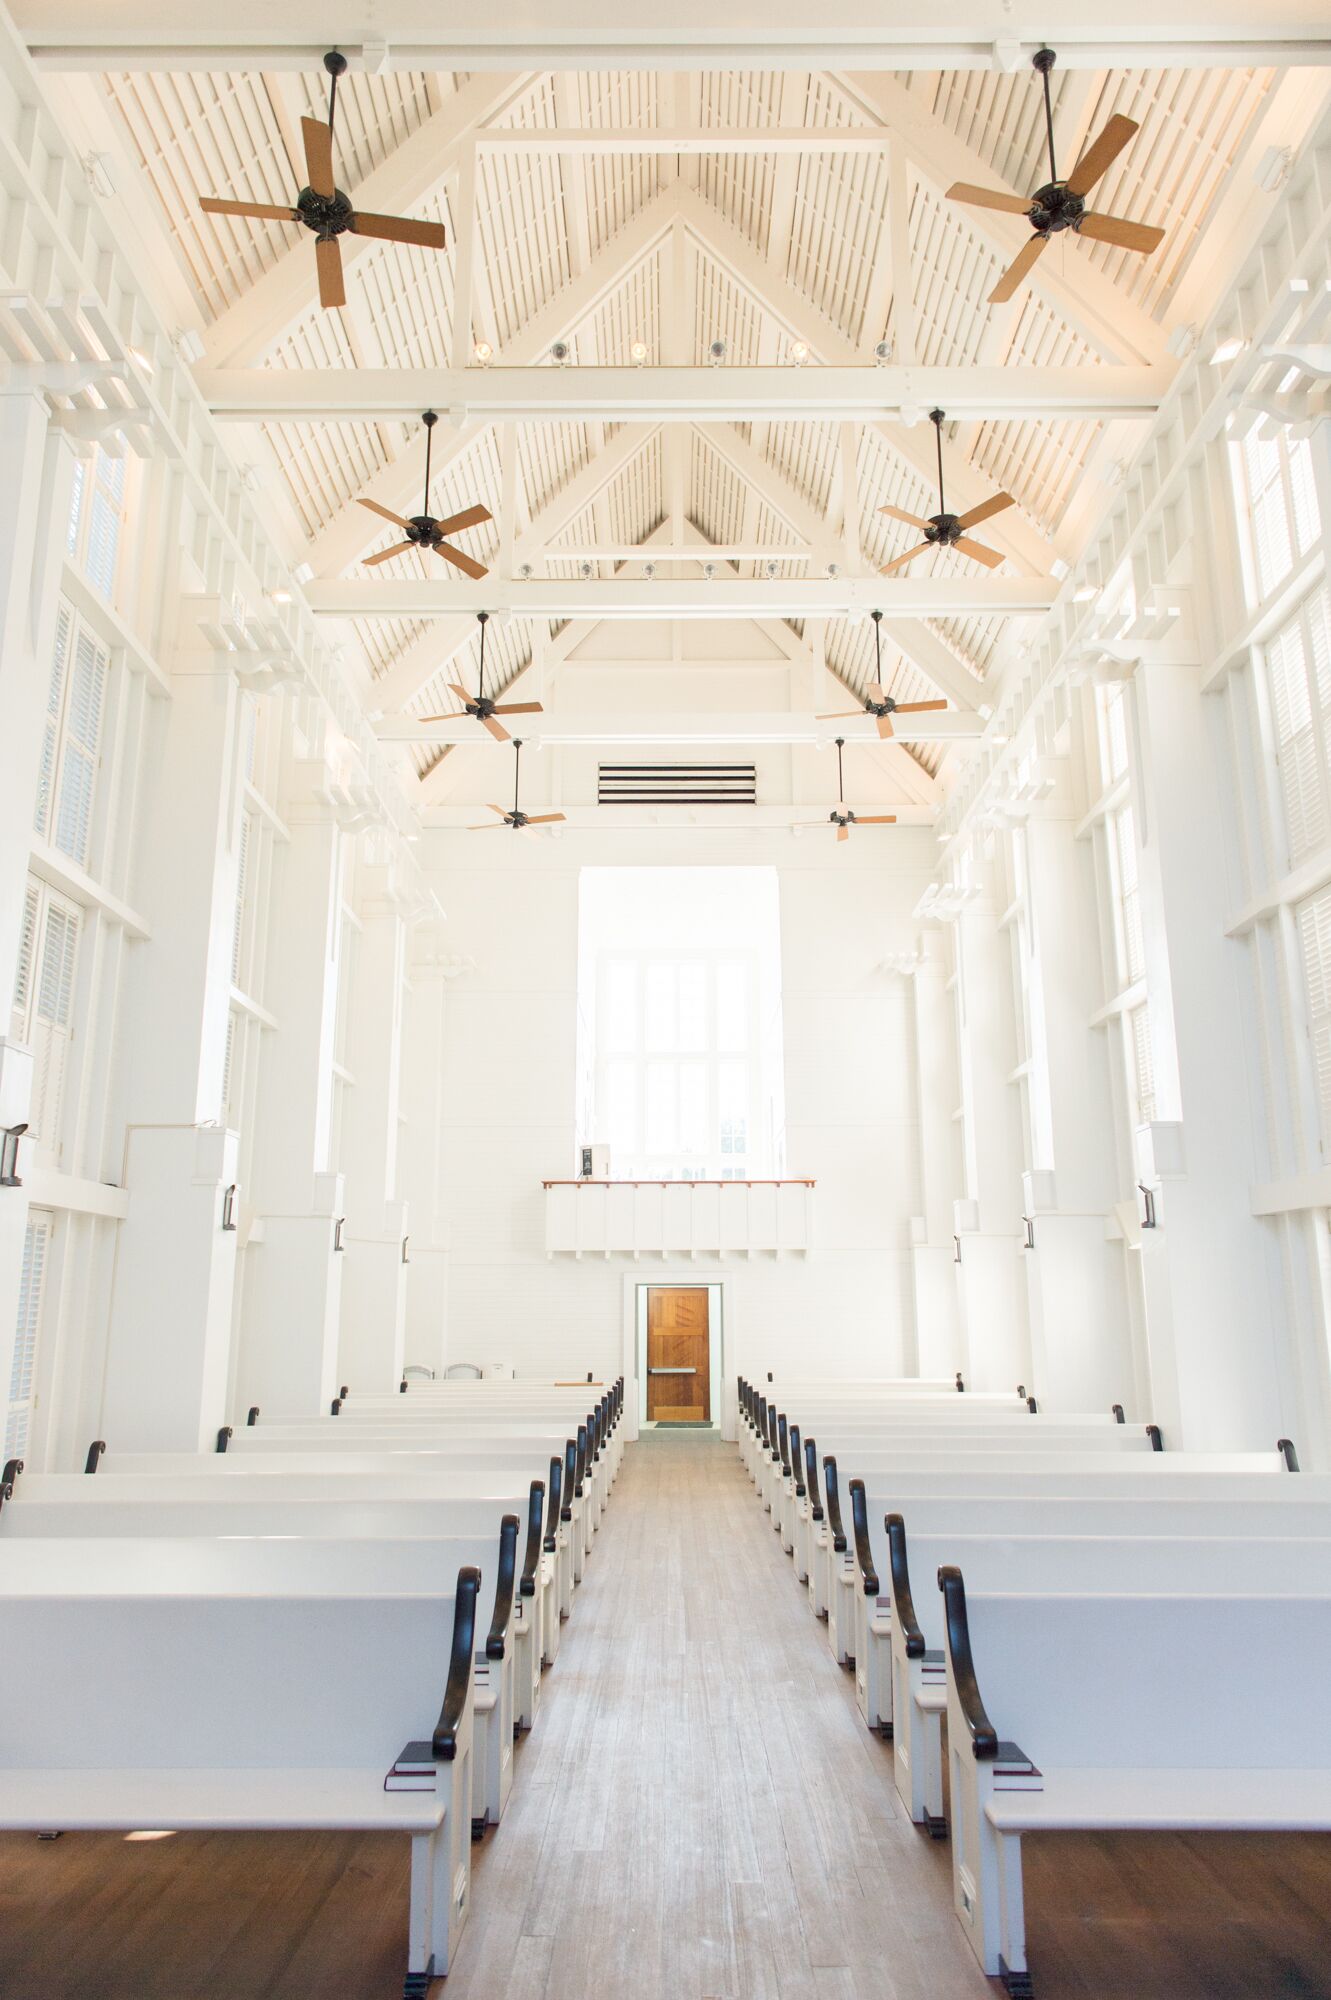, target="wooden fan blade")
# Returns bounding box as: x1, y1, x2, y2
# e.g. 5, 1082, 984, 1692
448, 685, 475, 706
200, 197, 299, 222
895, 700, 950, 713
434, 542, 489, 580
1065, 114, 1139, 198
793, 820, 835, 828
855, 816, 898, 825
836, 822, 850, 842
525, 813, 566, 824
315, 236, 346, 310
415, 715, 457, 723
1077, 212, 1165, 254
876, 713, 895, 740
816, 710, 868, 721
481, 715, 510, 743
989, 234, 1047, 304
881, 543, 932, 574
946, 181, 1034, 215
867, 684, 890, 702
357, 498, 412, 528
955, 492, 1015, 531
431, 504, 492, 537
486, 805, 509, 818
879, 503, 934, 531
351, 211, 448, 249
363, 541, 415, 567
301, 116, 336, 200
954, 536, 1004, 569
468, 819, 512, 830
491, 702, 544, 715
